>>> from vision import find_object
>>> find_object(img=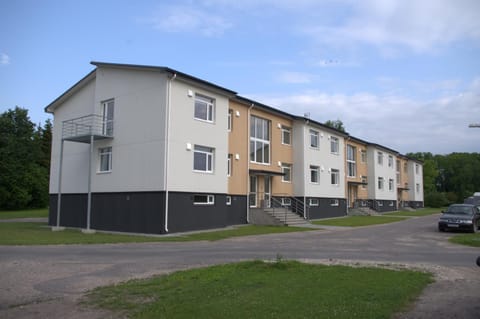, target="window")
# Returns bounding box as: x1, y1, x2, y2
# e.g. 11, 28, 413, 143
226, 196, 232, 206
102, 100, 114, 136
347, 145, 356, 177
250, 116, 270, 164
378, 177, 384, 190
309, 129, 319, 148
194, 94, 214, 122
281, 126, 291, 145
99, 147, 112, 172
404, 162, 408, 173
331, 169, 340, 186
309, 198, 319, 206
361, 176, 367, 189
227, 109, 232, 131
281, 198, 291, 206
194, 145, 214, 172
396, 160, 401, 185
330, 199, 339, 206
377, 151, 383, 165
415, 164, 420, 175
310, 165, 319, 184
388, 155, 393, 168
377, 201, 384, 207
330, 136, 339, 154
361, 150, 367, 163
281, 163, 292, 182
416, 183, 420, 193
193, 194, 214, 205
227, 154, 232, 177
389, 179, 394, 191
